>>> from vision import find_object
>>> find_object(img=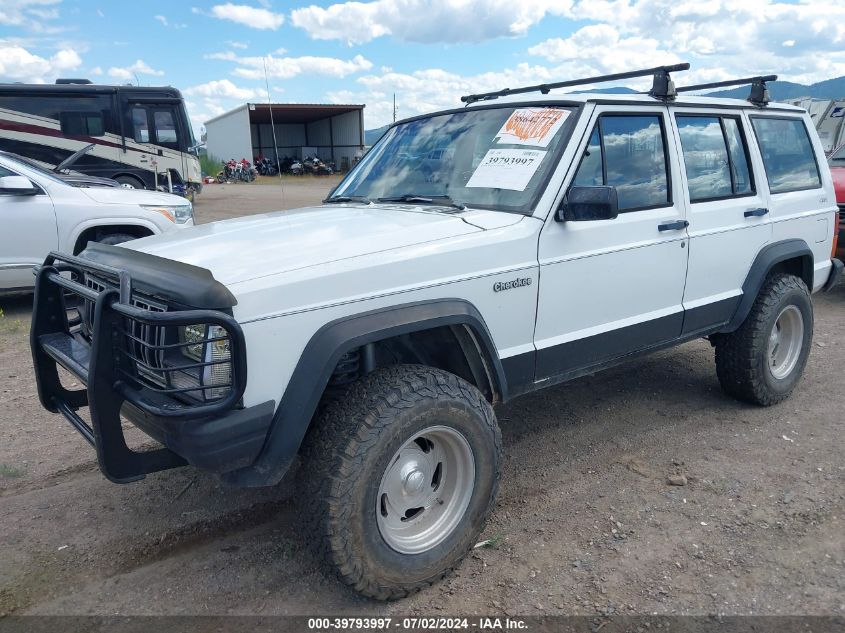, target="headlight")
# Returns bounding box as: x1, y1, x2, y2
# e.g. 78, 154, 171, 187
142, 203, 193, 224
175, 324, 232, 401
